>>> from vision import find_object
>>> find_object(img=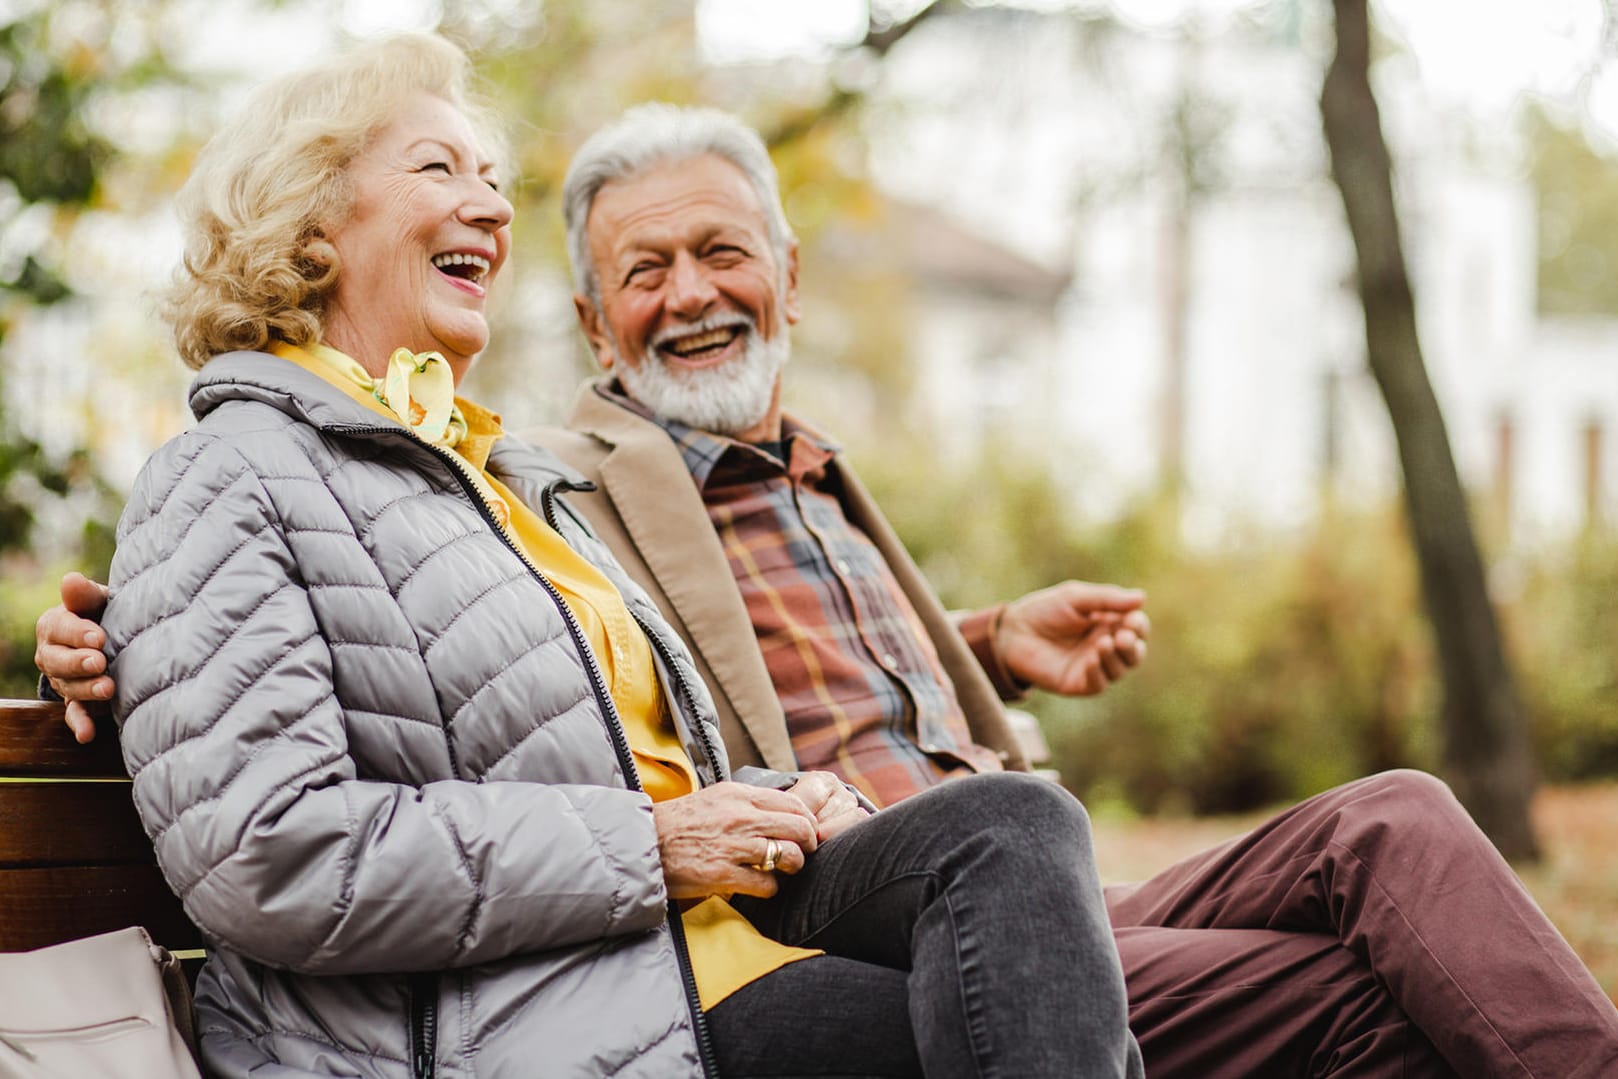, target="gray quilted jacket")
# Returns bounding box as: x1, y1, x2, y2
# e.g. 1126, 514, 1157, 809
102, 352, 728, 1079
